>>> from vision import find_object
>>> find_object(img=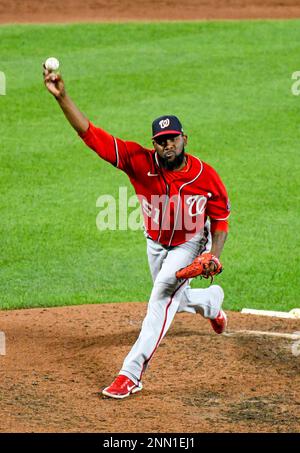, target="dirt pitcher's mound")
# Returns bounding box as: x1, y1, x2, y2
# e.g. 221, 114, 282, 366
0, 303, 299, 433
1, 0, 300, 23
